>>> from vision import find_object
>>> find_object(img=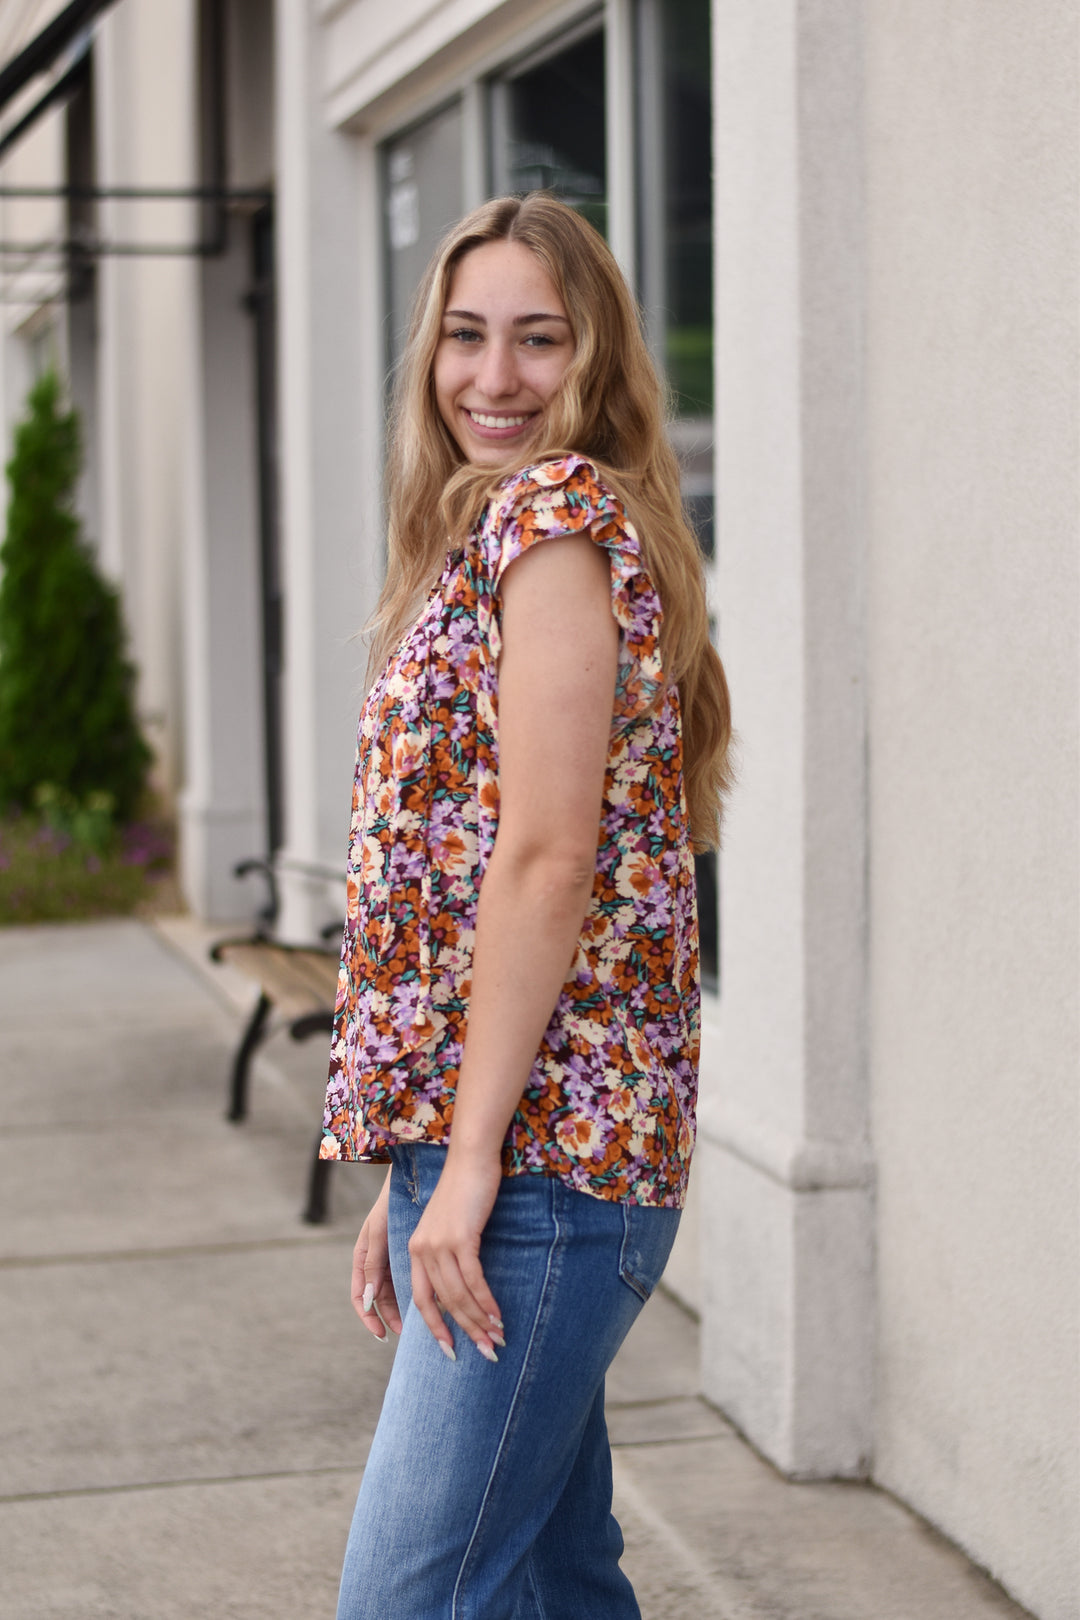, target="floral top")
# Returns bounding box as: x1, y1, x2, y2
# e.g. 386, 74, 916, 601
320, 455, 699, 1207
